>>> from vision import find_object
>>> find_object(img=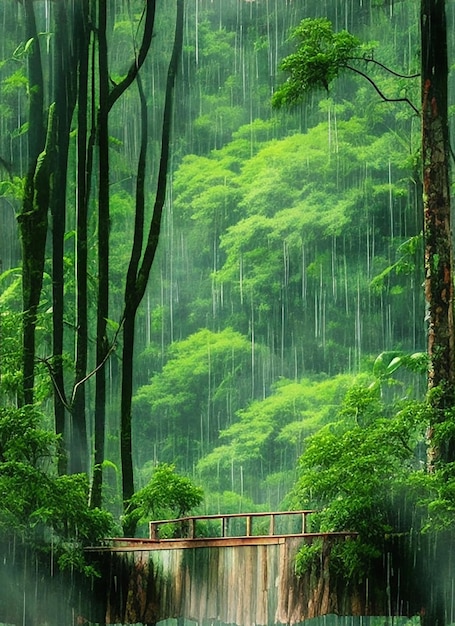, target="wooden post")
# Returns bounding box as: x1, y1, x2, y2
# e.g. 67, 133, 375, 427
302, 512, 306, 534
189, 518, 195, 539
149, 522, 158, 540
269, 514, 275, 536
246, 515, 252, 536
